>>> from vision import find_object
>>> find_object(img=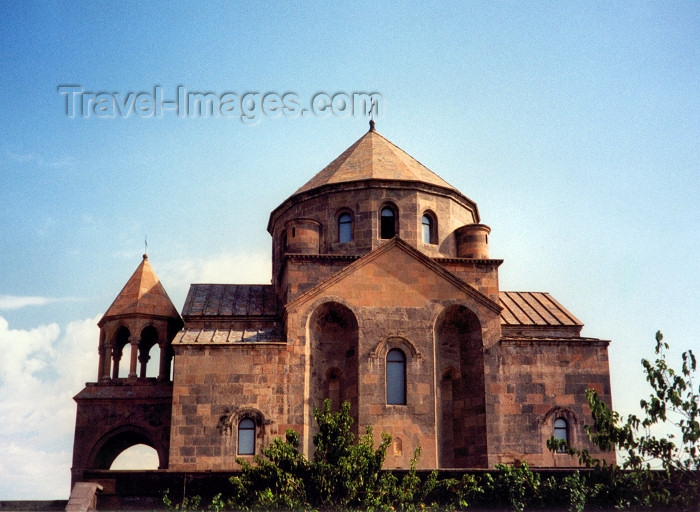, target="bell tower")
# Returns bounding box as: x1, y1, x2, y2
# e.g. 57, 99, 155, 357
96, 253, 183, 382
71, 254, 183, 486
